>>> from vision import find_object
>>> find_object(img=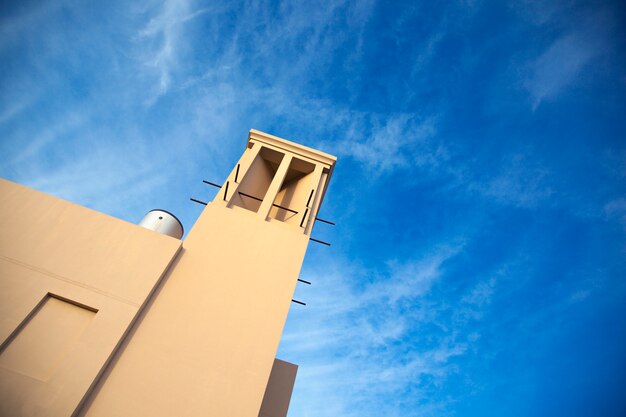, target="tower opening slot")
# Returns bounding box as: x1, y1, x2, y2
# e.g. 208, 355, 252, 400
269, 157, 316, 224
230, 147, 284, 213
